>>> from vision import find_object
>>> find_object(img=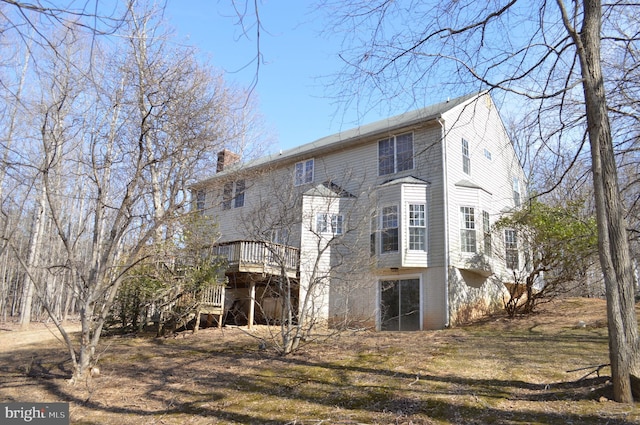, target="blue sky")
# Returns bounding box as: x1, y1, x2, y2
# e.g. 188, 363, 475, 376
164, 1, 381, 153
